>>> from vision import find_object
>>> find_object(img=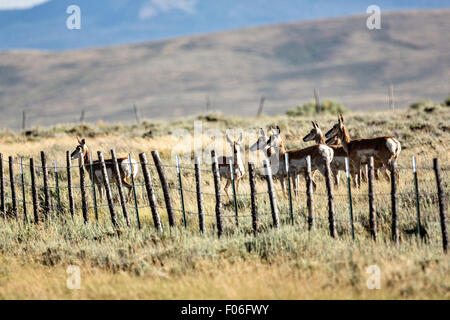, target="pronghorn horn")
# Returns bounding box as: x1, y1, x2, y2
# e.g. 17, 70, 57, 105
77, 136, 82, 144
